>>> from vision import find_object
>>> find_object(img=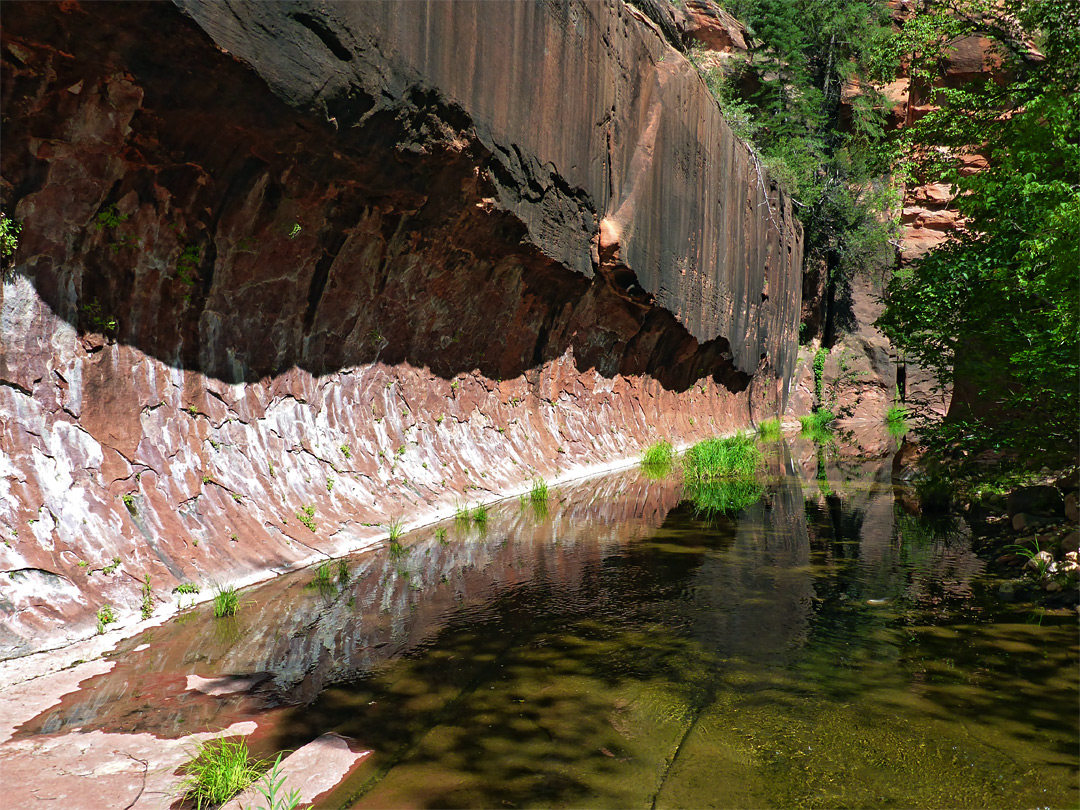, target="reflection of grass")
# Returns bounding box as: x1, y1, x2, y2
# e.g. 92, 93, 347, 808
885, 405, 907, 436
684, 477, 764, 517
683, 434, 761, 480
641, 441, 675, 478
756, 418, 783, 442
